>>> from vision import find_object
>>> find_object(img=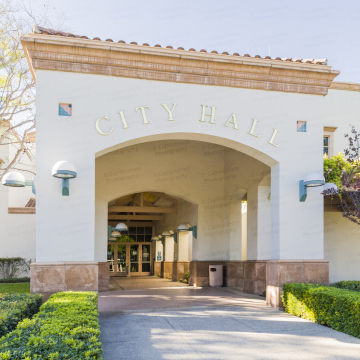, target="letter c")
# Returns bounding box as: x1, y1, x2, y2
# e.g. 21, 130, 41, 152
95, 116, 113, 135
